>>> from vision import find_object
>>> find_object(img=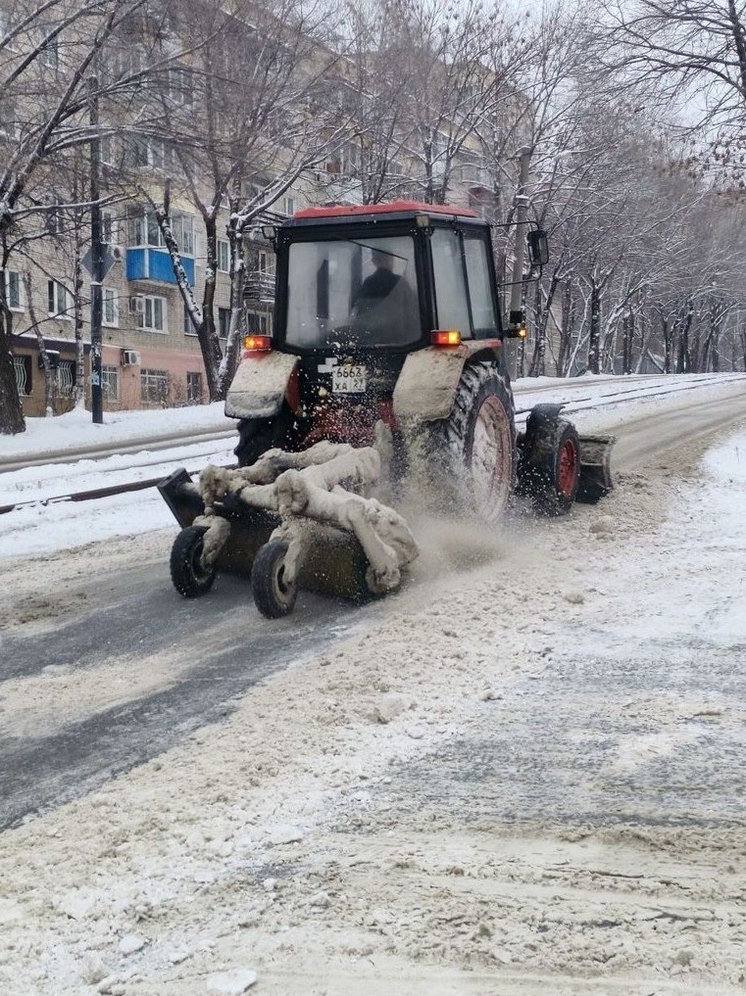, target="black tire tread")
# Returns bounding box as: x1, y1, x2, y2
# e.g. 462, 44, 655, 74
170, 526, 217, 598
528, 419, 580, 517
410, 360, 515, 522
251, 540, 298, 618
